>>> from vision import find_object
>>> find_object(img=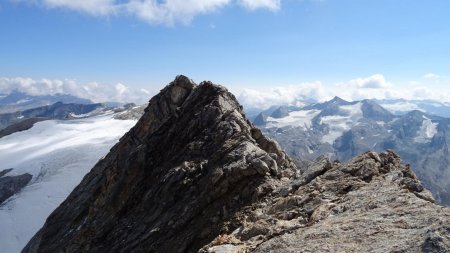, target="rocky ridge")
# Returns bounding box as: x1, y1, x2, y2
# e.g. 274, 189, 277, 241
24, 76, 450, 253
